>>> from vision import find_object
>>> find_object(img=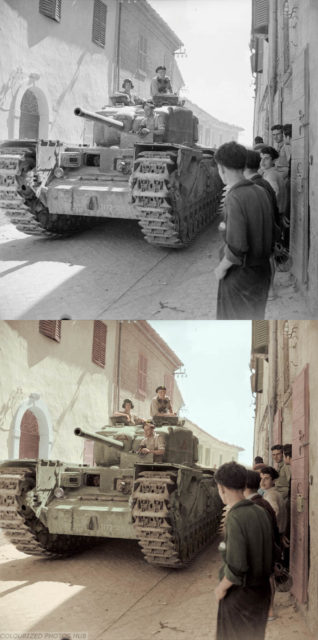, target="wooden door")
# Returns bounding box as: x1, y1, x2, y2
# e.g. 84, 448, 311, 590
19, 410, 39, 459
290, 364, 309, 603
